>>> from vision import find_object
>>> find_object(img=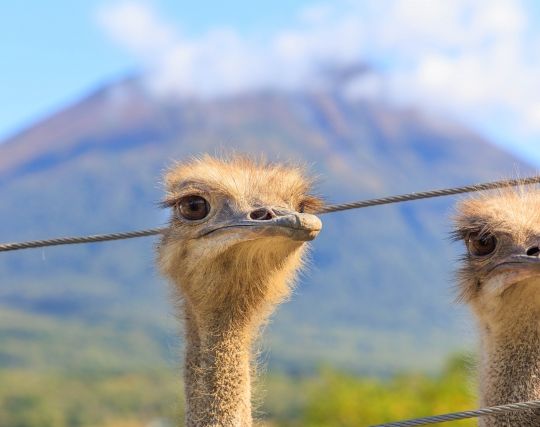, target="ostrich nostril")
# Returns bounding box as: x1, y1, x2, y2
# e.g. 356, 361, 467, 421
527, 246, 540, 256
249, 208, 275, 221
